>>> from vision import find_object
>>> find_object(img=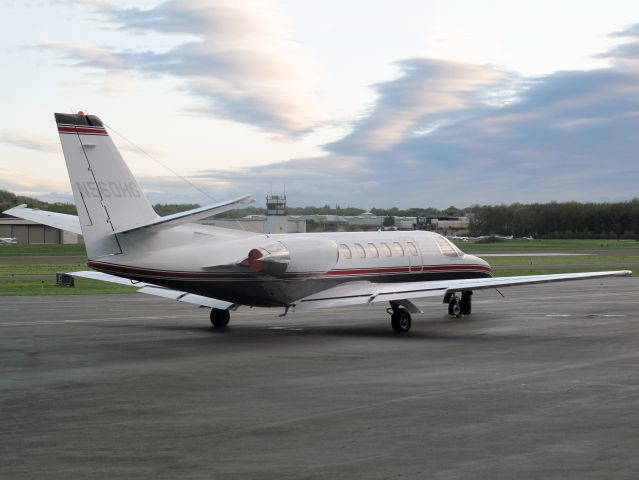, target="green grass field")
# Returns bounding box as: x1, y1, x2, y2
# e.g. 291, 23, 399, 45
0, 244, 86, 256
486, 254, 639, 266
0, 263, 85, 275
1, 239, 636, 257
0, 244, 129, 294
0, 240, 635, 295
0, 278, 136, 295
494, 267, 638, 277
454, 238, 639, 253
460, 242, 638, 276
